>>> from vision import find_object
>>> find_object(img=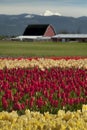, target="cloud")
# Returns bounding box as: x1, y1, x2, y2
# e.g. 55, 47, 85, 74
0, 0, 87, 17
58, 6, 87, 17
0, 4, 44, 15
